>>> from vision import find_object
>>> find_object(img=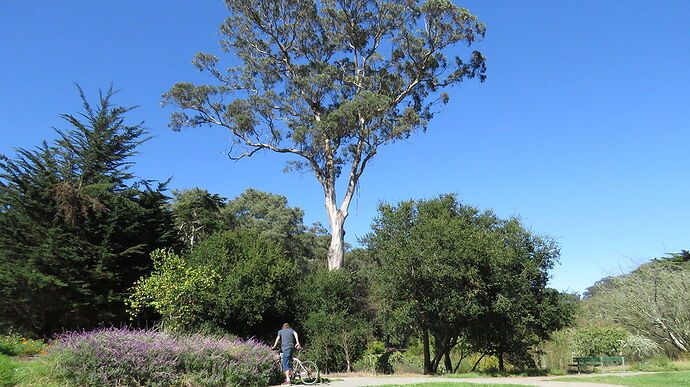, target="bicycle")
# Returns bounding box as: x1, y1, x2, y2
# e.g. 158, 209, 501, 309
277, 348, 320, 385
